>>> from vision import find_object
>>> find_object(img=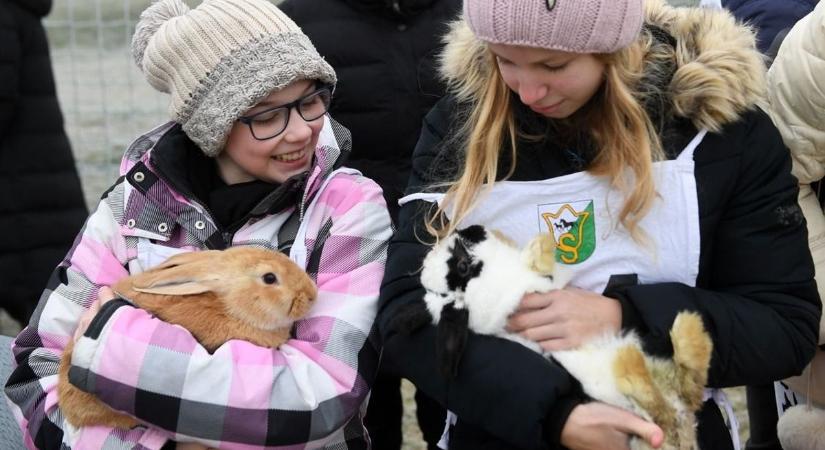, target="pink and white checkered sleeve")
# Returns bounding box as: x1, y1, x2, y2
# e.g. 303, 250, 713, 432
4, 194, 171, 450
